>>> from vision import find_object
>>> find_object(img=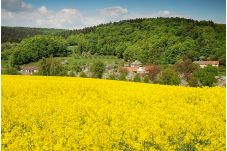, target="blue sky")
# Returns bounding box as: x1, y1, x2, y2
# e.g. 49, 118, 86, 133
2, 0, 226, 29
